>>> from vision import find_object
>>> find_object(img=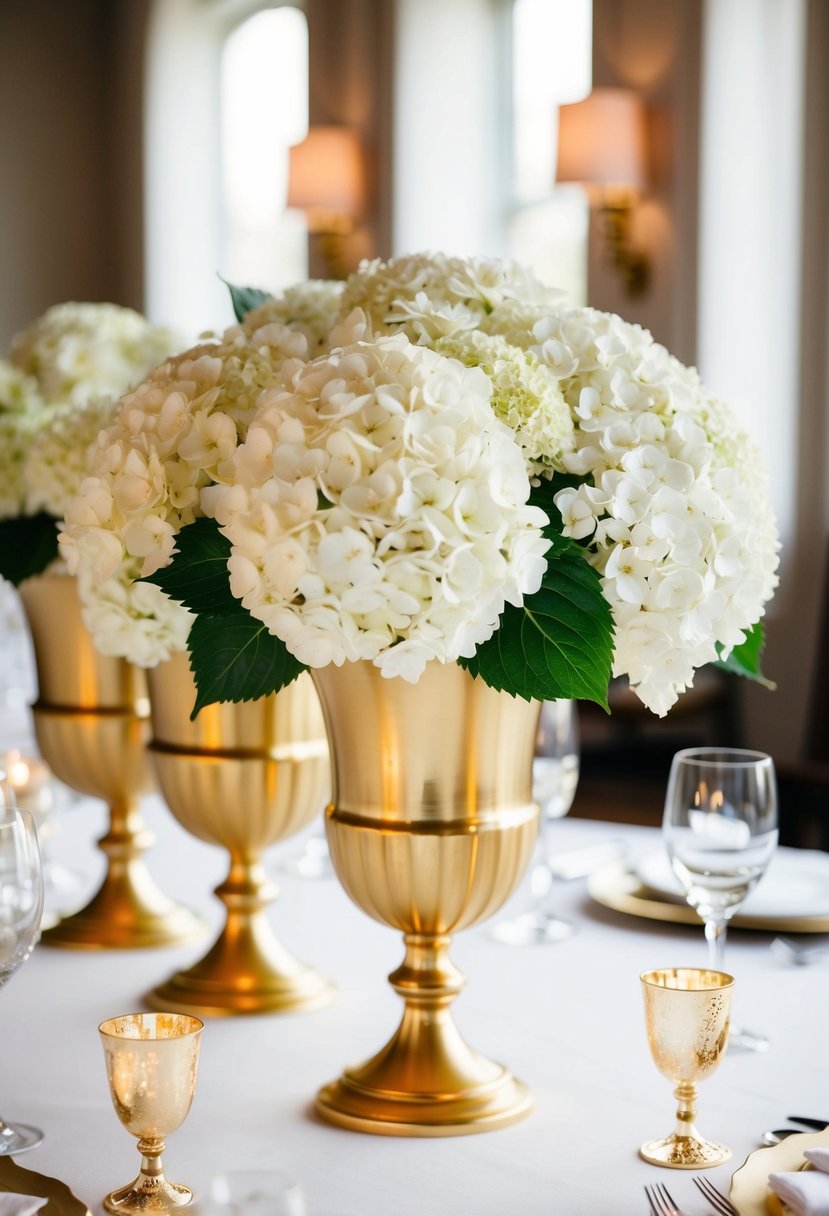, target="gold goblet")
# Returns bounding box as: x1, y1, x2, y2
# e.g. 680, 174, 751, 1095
312, 661, 539, 1136
146, 652, 334, 1016
99, 1012, 203, 1214
640, 967, 734, 1169
19, 574, 202, 949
